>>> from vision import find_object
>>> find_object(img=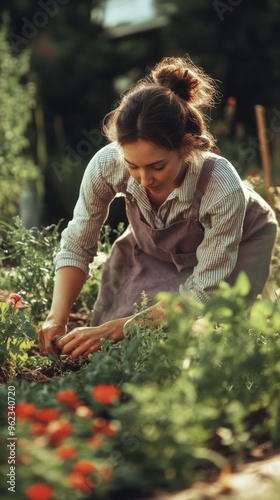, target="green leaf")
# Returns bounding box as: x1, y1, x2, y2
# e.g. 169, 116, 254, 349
233, 271, 251, 296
